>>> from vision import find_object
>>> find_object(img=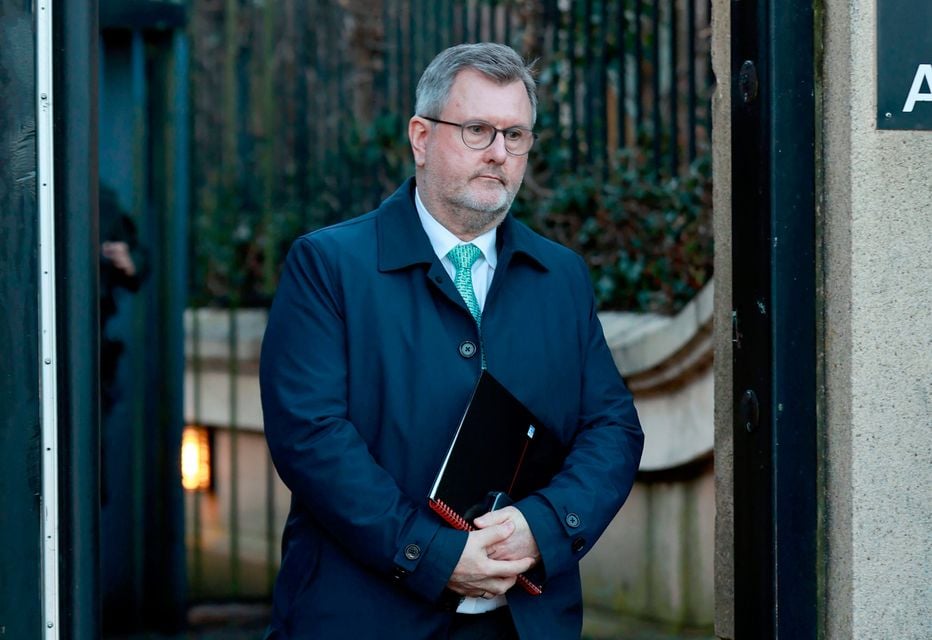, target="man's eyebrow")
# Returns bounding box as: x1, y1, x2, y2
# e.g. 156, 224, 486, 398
465, 118, 533, 130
